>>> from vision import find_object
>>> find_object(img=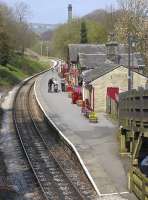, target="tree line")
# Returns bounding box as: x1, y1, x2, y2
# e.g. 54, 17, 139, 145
1, 0, 147, 67
0, 1, 37, 66
47, 0, 147, 64
50, 19, 107, 59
